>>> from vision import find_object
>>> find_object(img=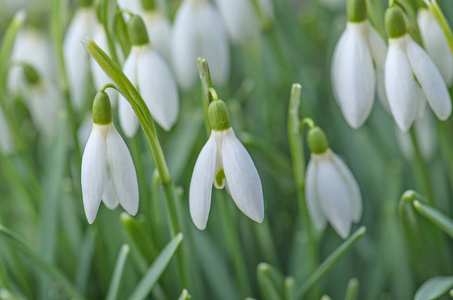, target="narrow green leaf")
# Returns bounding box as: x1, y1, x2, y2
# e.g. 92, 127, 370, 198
128, 233, 183, 300
413, 201, 453, 239
178, 289, 191, 300
120, 213, 157, 262
415, 276, 453, 300
257, 263, 284, 300
296, 227, 367, 299
0, 225, 82, 299
344, 278, 359, 300
106, 244, 130, 300
284, 277, 296, 300
75, 229, 96, 294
